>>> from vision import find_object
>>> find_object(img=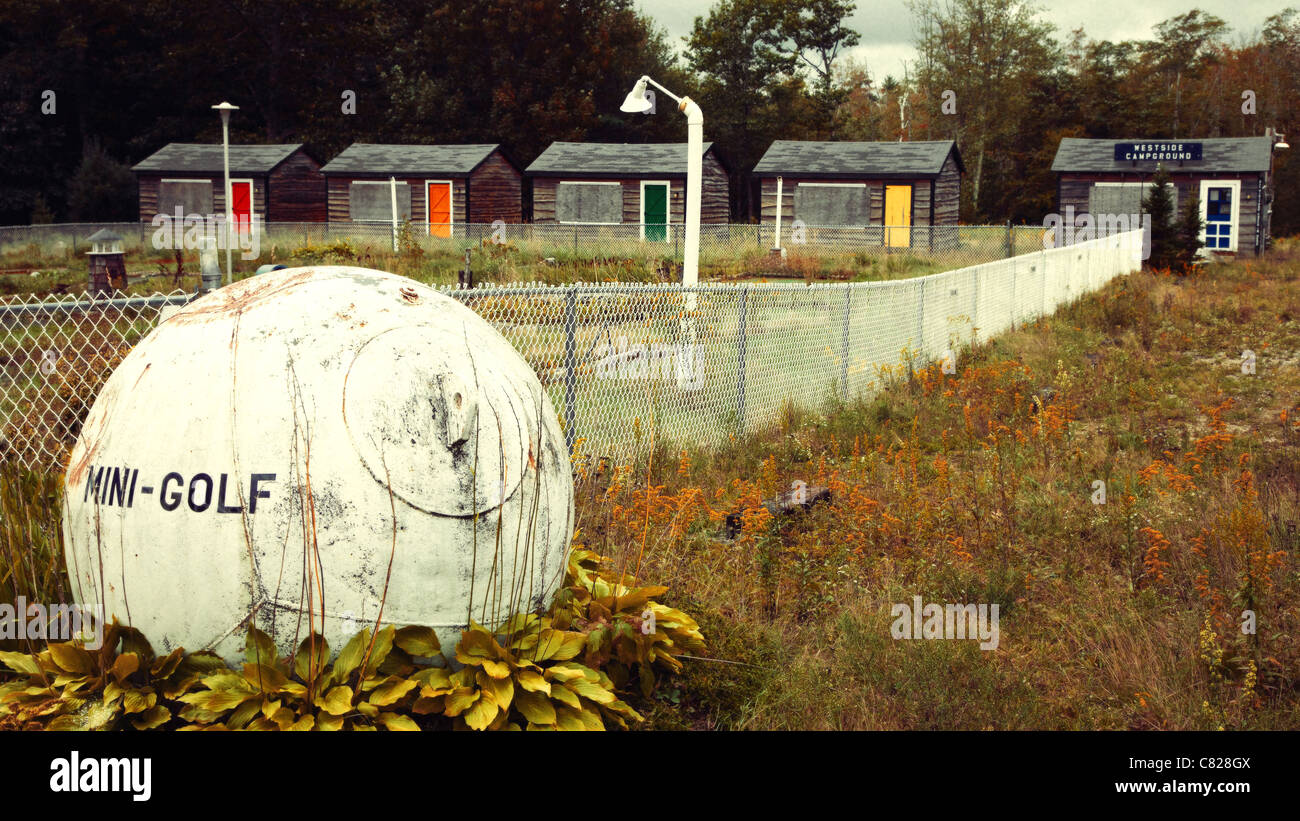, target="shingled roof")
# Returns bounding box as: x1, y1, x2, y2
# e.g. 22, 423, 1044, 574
752, 140, 963, 178
321, 144, 505, 176
526, 142, 718, 178
1051, 137, 1274, 173
132, 144, 305, 174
